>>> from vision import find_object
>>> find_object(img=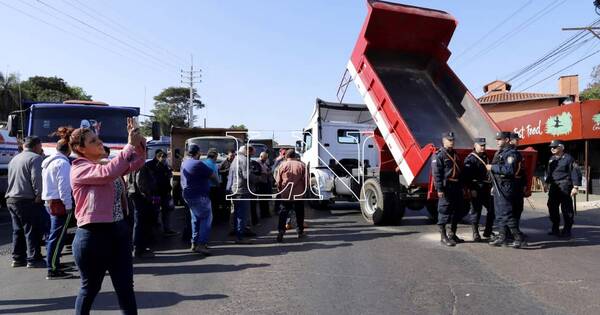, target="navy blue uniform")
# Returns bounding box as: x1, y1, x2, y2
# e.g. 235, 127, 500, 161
432, 147, 464, 225
464, 152, 494, 235
511, 146, 526, 225
545, 153, 582, 232
490, 146, 520, 230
